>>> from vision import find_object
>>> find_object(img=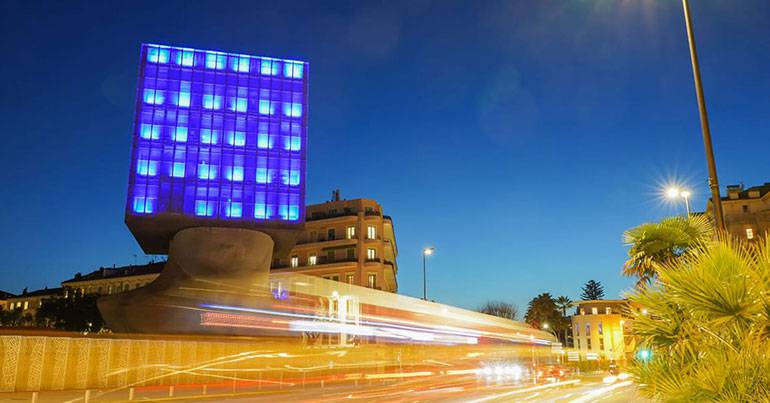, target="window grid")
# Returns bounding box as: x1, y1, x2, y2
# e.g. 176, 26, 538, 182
128, 44, 308, 223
